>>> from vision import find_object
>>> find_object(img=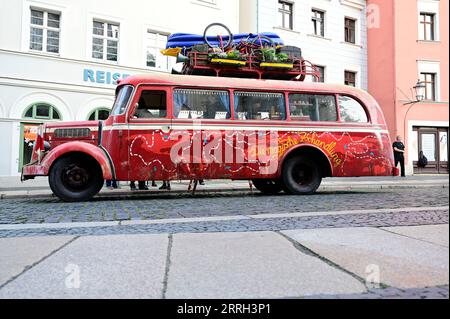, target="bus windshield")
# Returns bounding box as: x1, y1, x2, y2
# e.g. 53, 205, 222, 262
112, 85, 134, 115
